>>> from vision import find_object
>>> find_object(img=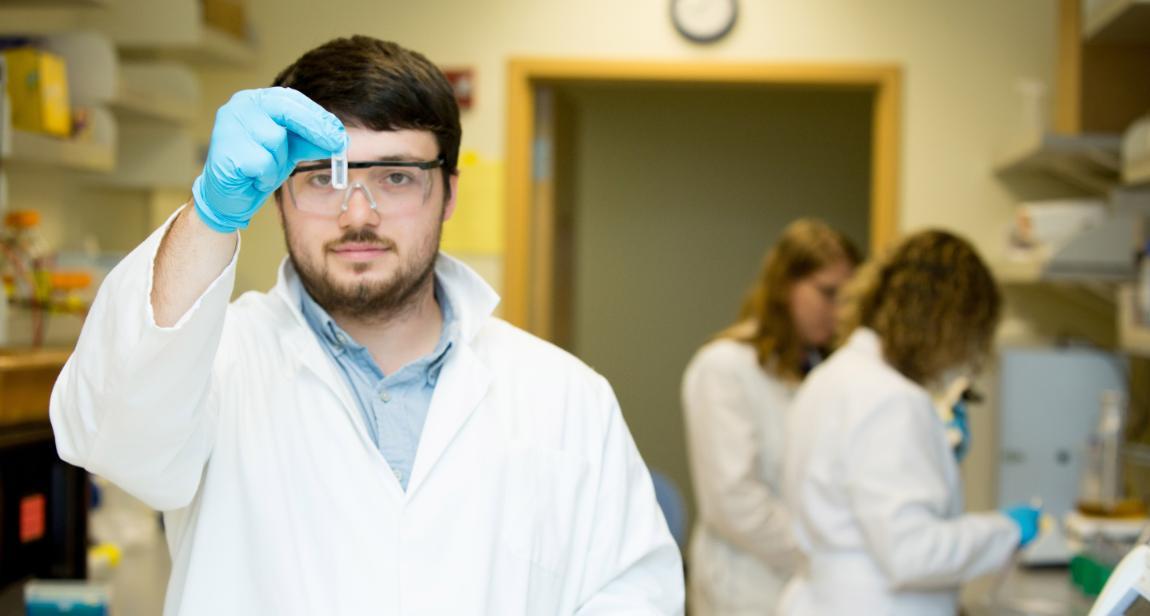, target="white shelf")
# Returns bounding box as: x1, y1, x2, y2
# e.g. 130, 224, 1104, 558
84, 0, 256, 68
110, 62, 200, 125
118, 25, 256, 67
994, 259, 1045, 285
994, 258, 1132, 285
1119, 286, 1150, 358
4, 129, 114, 172
1085, 0, 1150, 45
995, 131, 1122, 195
